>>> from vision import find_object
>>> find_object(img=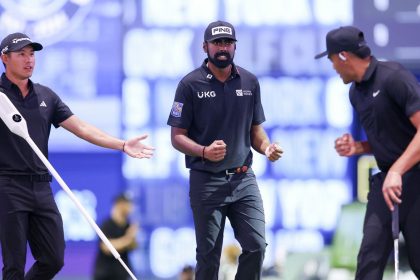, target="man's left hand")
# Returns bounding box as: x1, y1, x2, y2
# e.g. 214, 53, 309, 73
382, 171, 402, 211
265, 143, 283, 162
